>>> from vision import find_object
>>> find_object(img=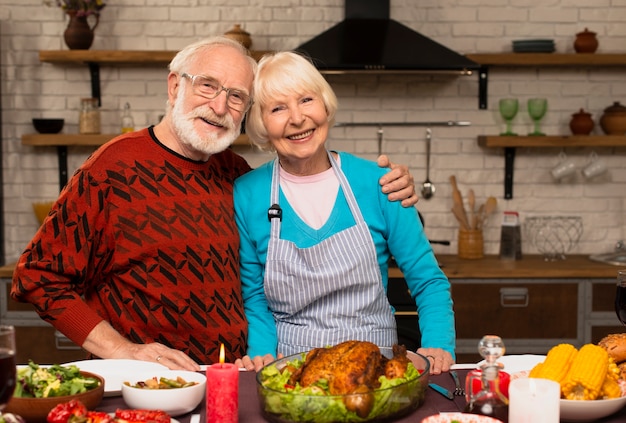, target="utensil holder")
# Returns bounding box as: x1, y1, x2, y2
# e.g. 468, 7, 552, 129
458, 229, 484, 259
